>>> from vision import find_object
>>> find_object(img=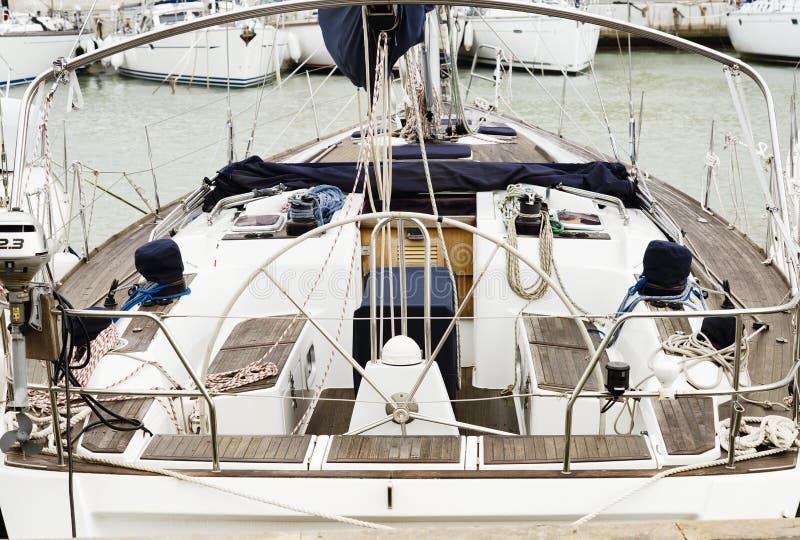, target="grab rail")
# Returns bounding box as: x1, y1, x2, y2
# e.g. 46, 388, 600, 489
55, 309, 221, 472
561, 295, 800, 473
